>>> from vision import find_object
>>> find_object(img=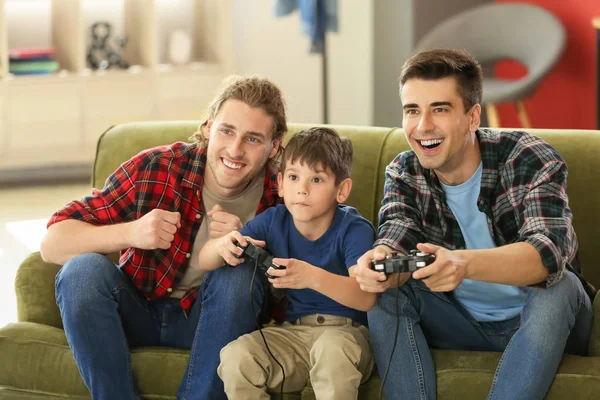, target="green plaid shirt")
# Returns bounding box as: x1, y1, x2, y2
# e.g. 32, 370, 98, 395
375, 128, 596, 297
